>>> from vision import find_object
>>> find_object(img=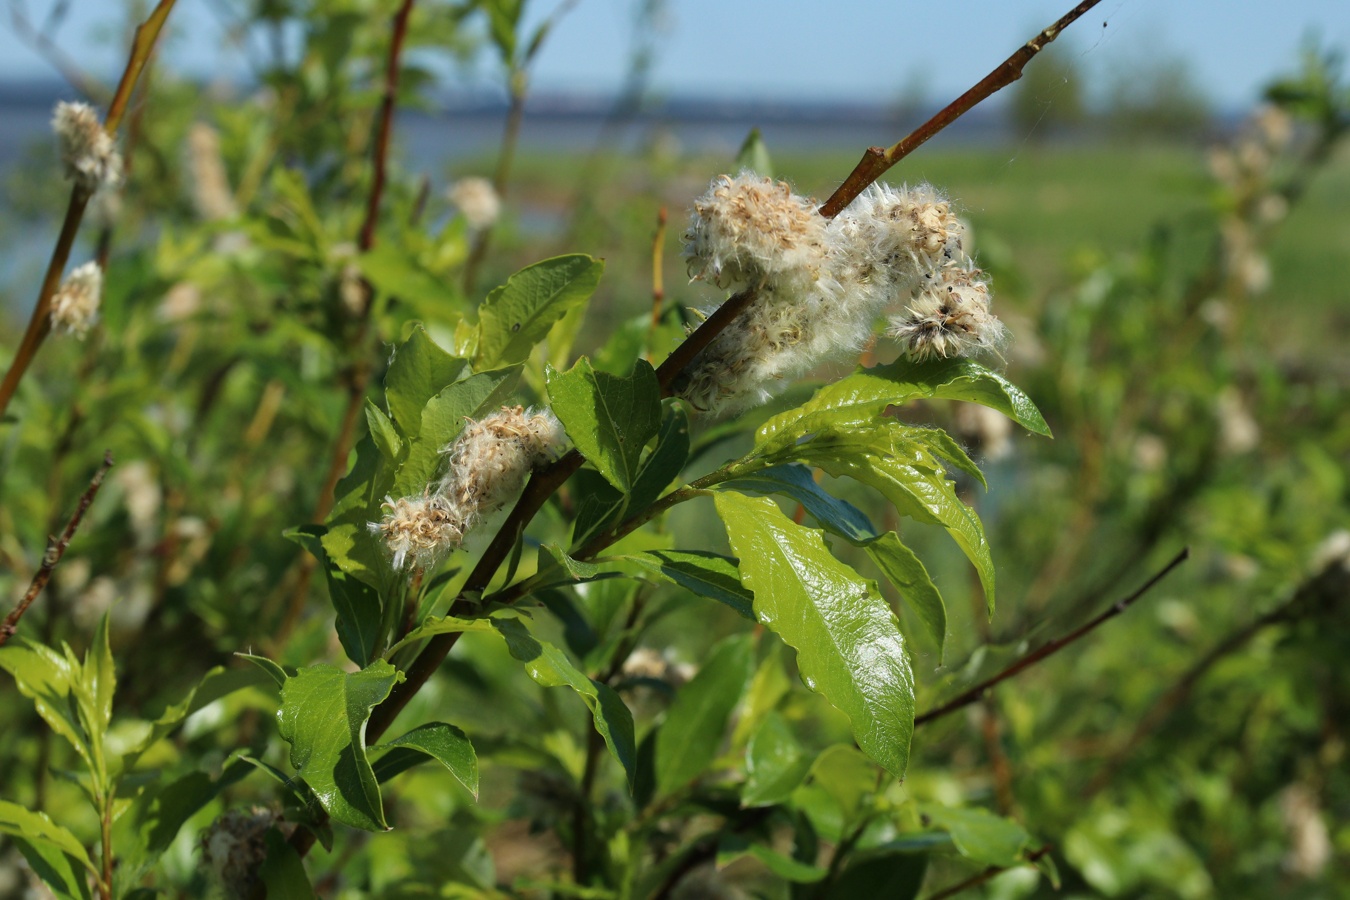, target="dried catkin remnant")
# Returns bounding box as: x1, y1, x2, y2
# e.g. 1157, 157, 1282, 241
200, 808, 280, 900
52, 101, 121, 193
370, 495, 465, 571
438, 406, 566, 528
888, 264, 1006, 362
683, 171, 827, 289
187, 122, 238, 221
50, 261, 103, 338
370, 407, 566, 571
